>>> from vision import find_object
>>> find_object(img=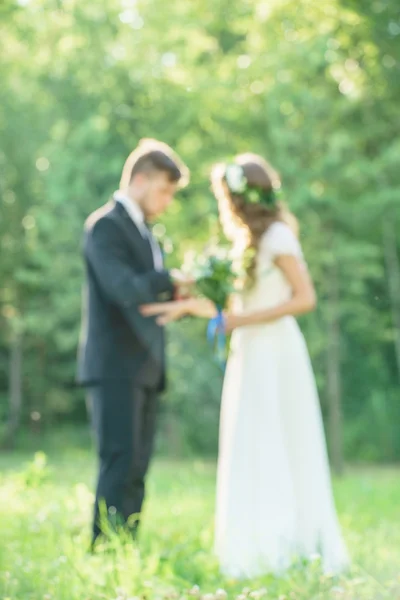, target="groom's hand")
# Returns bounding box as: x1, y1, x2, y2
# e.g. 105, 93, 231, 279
140, 299, 194, 325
